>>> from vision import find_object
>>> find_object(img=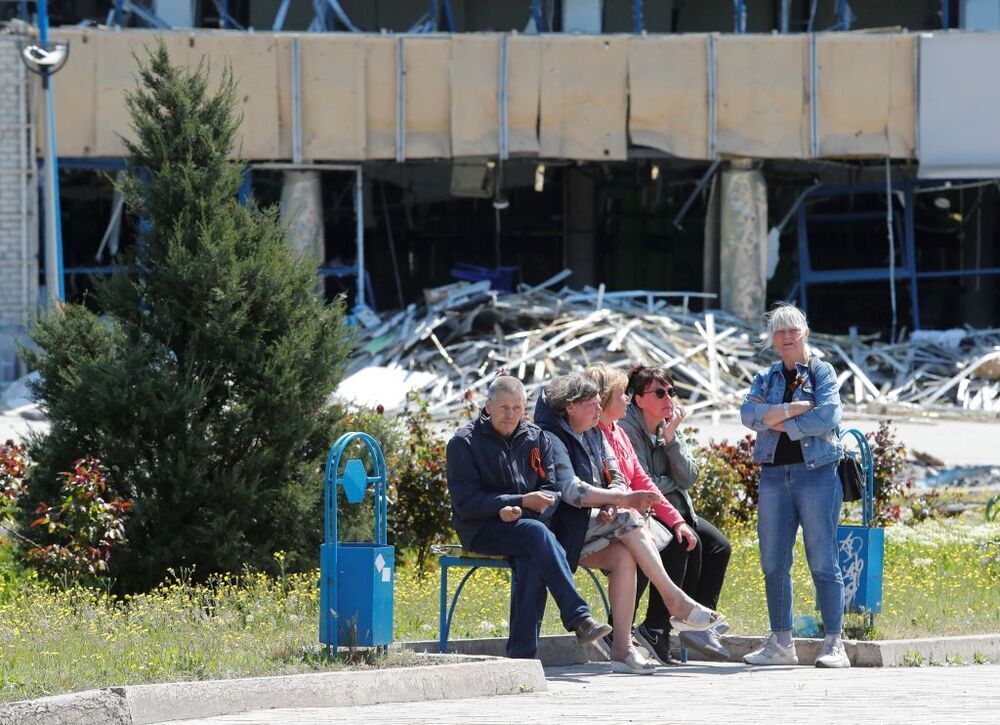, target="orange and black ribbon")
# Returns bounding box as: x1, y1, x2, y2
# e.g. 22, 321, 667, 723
530, 447, 546, 479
